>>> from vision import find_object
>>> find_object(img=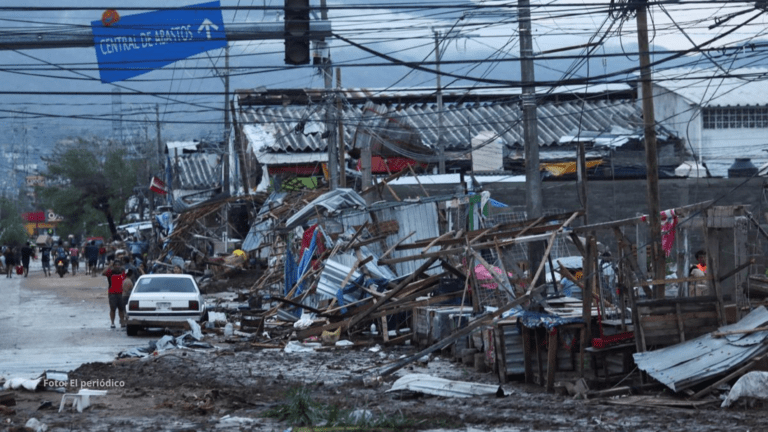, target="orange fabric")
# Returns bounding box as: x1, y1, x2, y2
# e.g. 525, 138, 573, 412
696, 263, 707, 274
